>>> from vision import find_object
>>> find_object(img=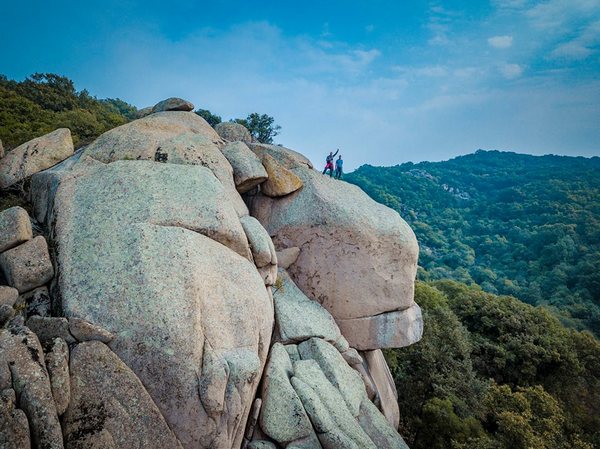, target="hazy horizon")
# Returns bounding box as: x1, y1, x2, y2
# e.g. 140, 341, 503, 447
2, 0, 599, 170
